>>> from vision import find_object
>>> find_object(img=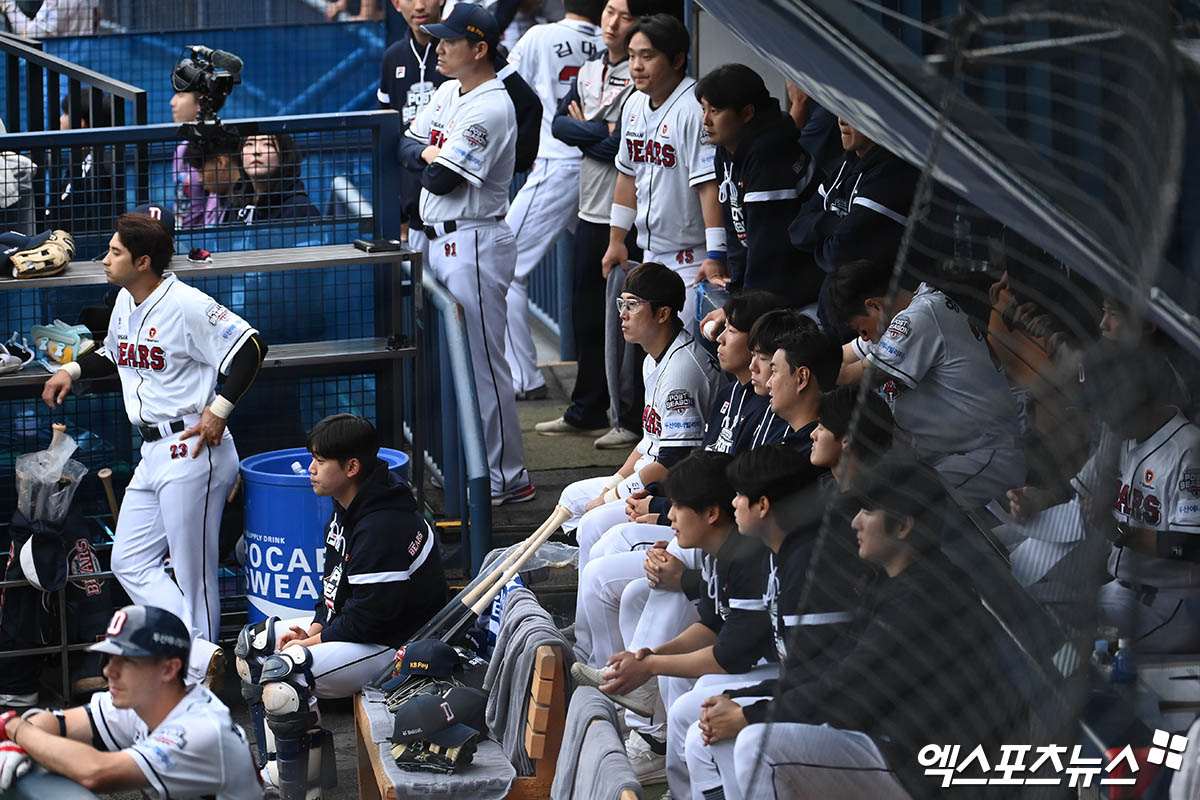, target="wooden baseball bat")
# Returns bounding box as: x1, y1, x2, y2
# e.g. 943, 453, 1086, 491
97, 468, 118, 523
